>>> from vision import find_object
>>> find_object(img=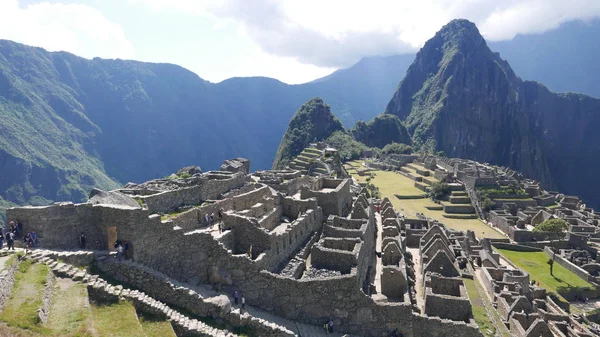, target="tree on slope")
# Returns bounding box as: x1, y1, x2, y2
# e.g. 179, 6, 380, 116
534, 218, 568, 276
